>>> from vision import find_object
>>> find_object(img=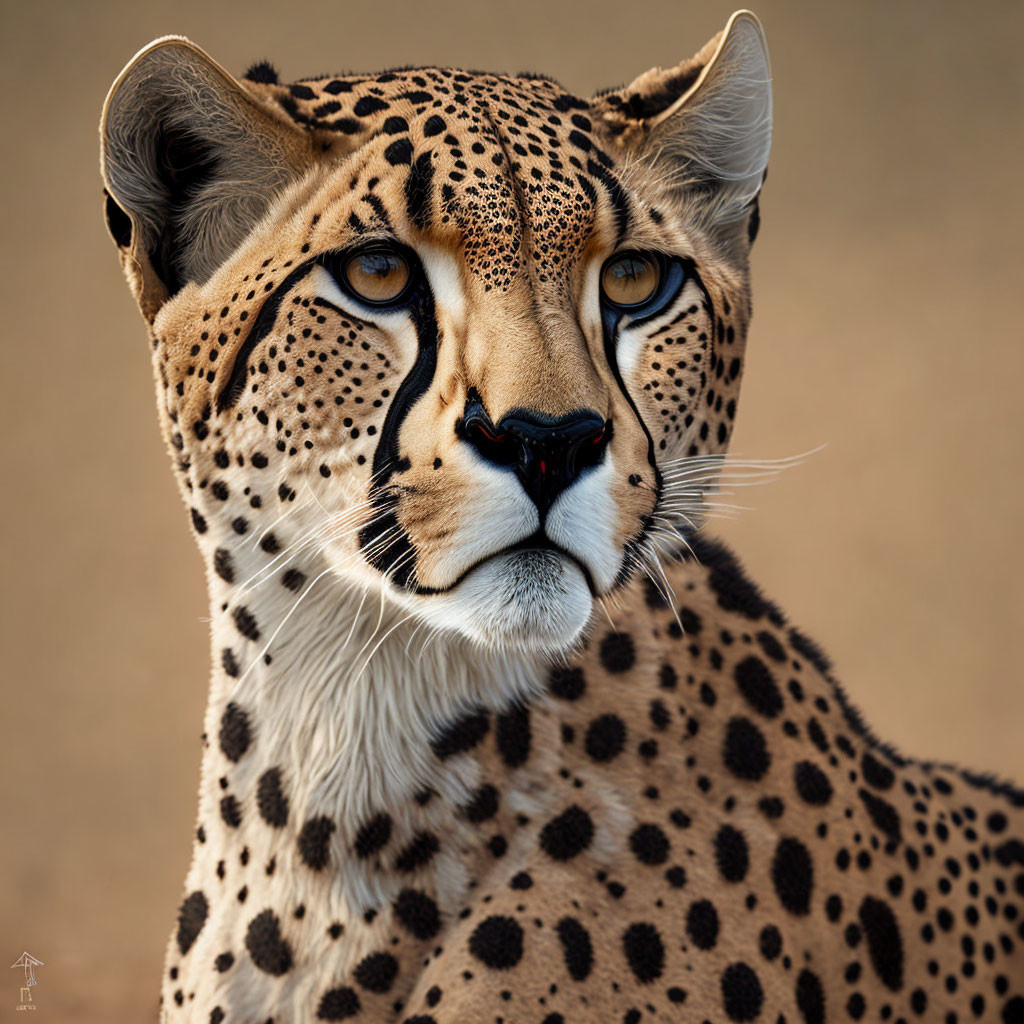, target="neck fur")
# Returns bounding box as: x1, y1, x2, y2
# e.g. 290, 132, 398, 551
195, 516, 545, 913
